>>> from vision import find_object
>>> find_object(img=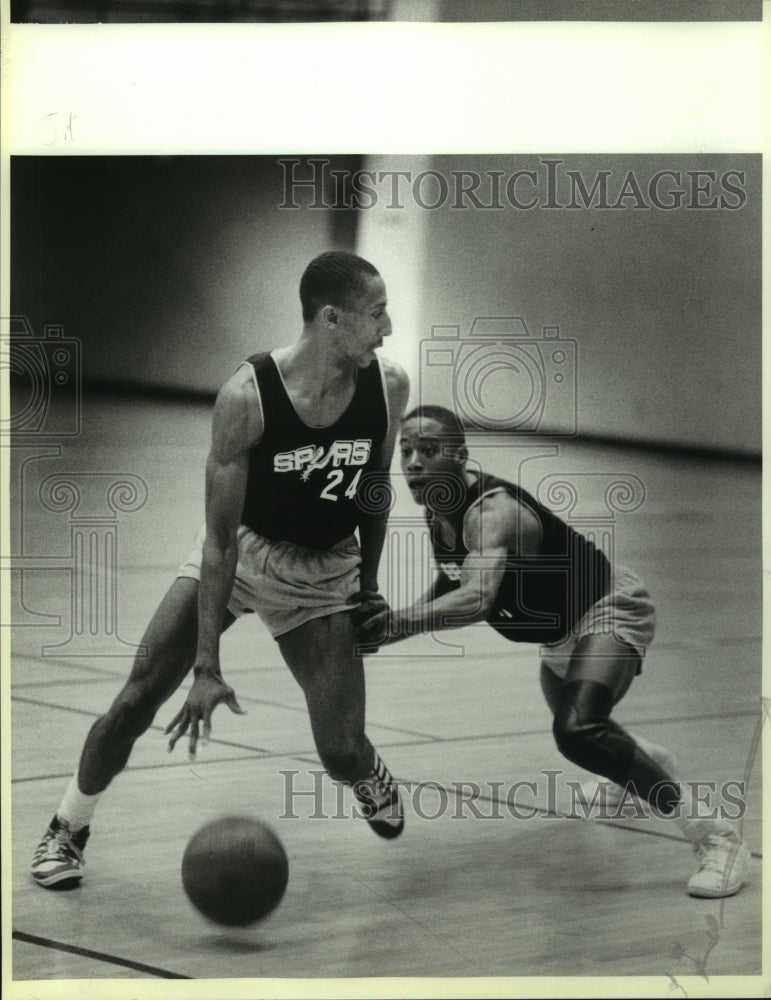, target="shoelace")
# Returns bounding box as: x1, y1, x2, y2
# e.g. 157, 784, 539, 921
36, 827, 81, 862
33, 832, 59, 861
